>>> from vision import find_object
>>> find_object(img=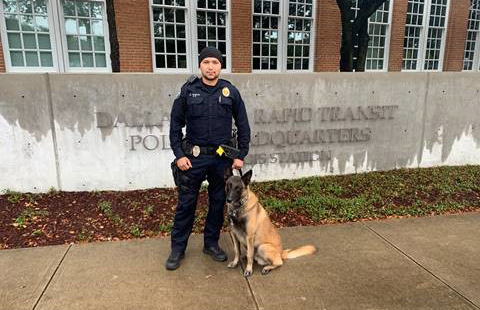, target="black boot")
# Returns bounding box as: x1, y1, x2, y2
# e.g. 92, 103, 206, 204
165, 251, 185, 270
203, 245, 227, 262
